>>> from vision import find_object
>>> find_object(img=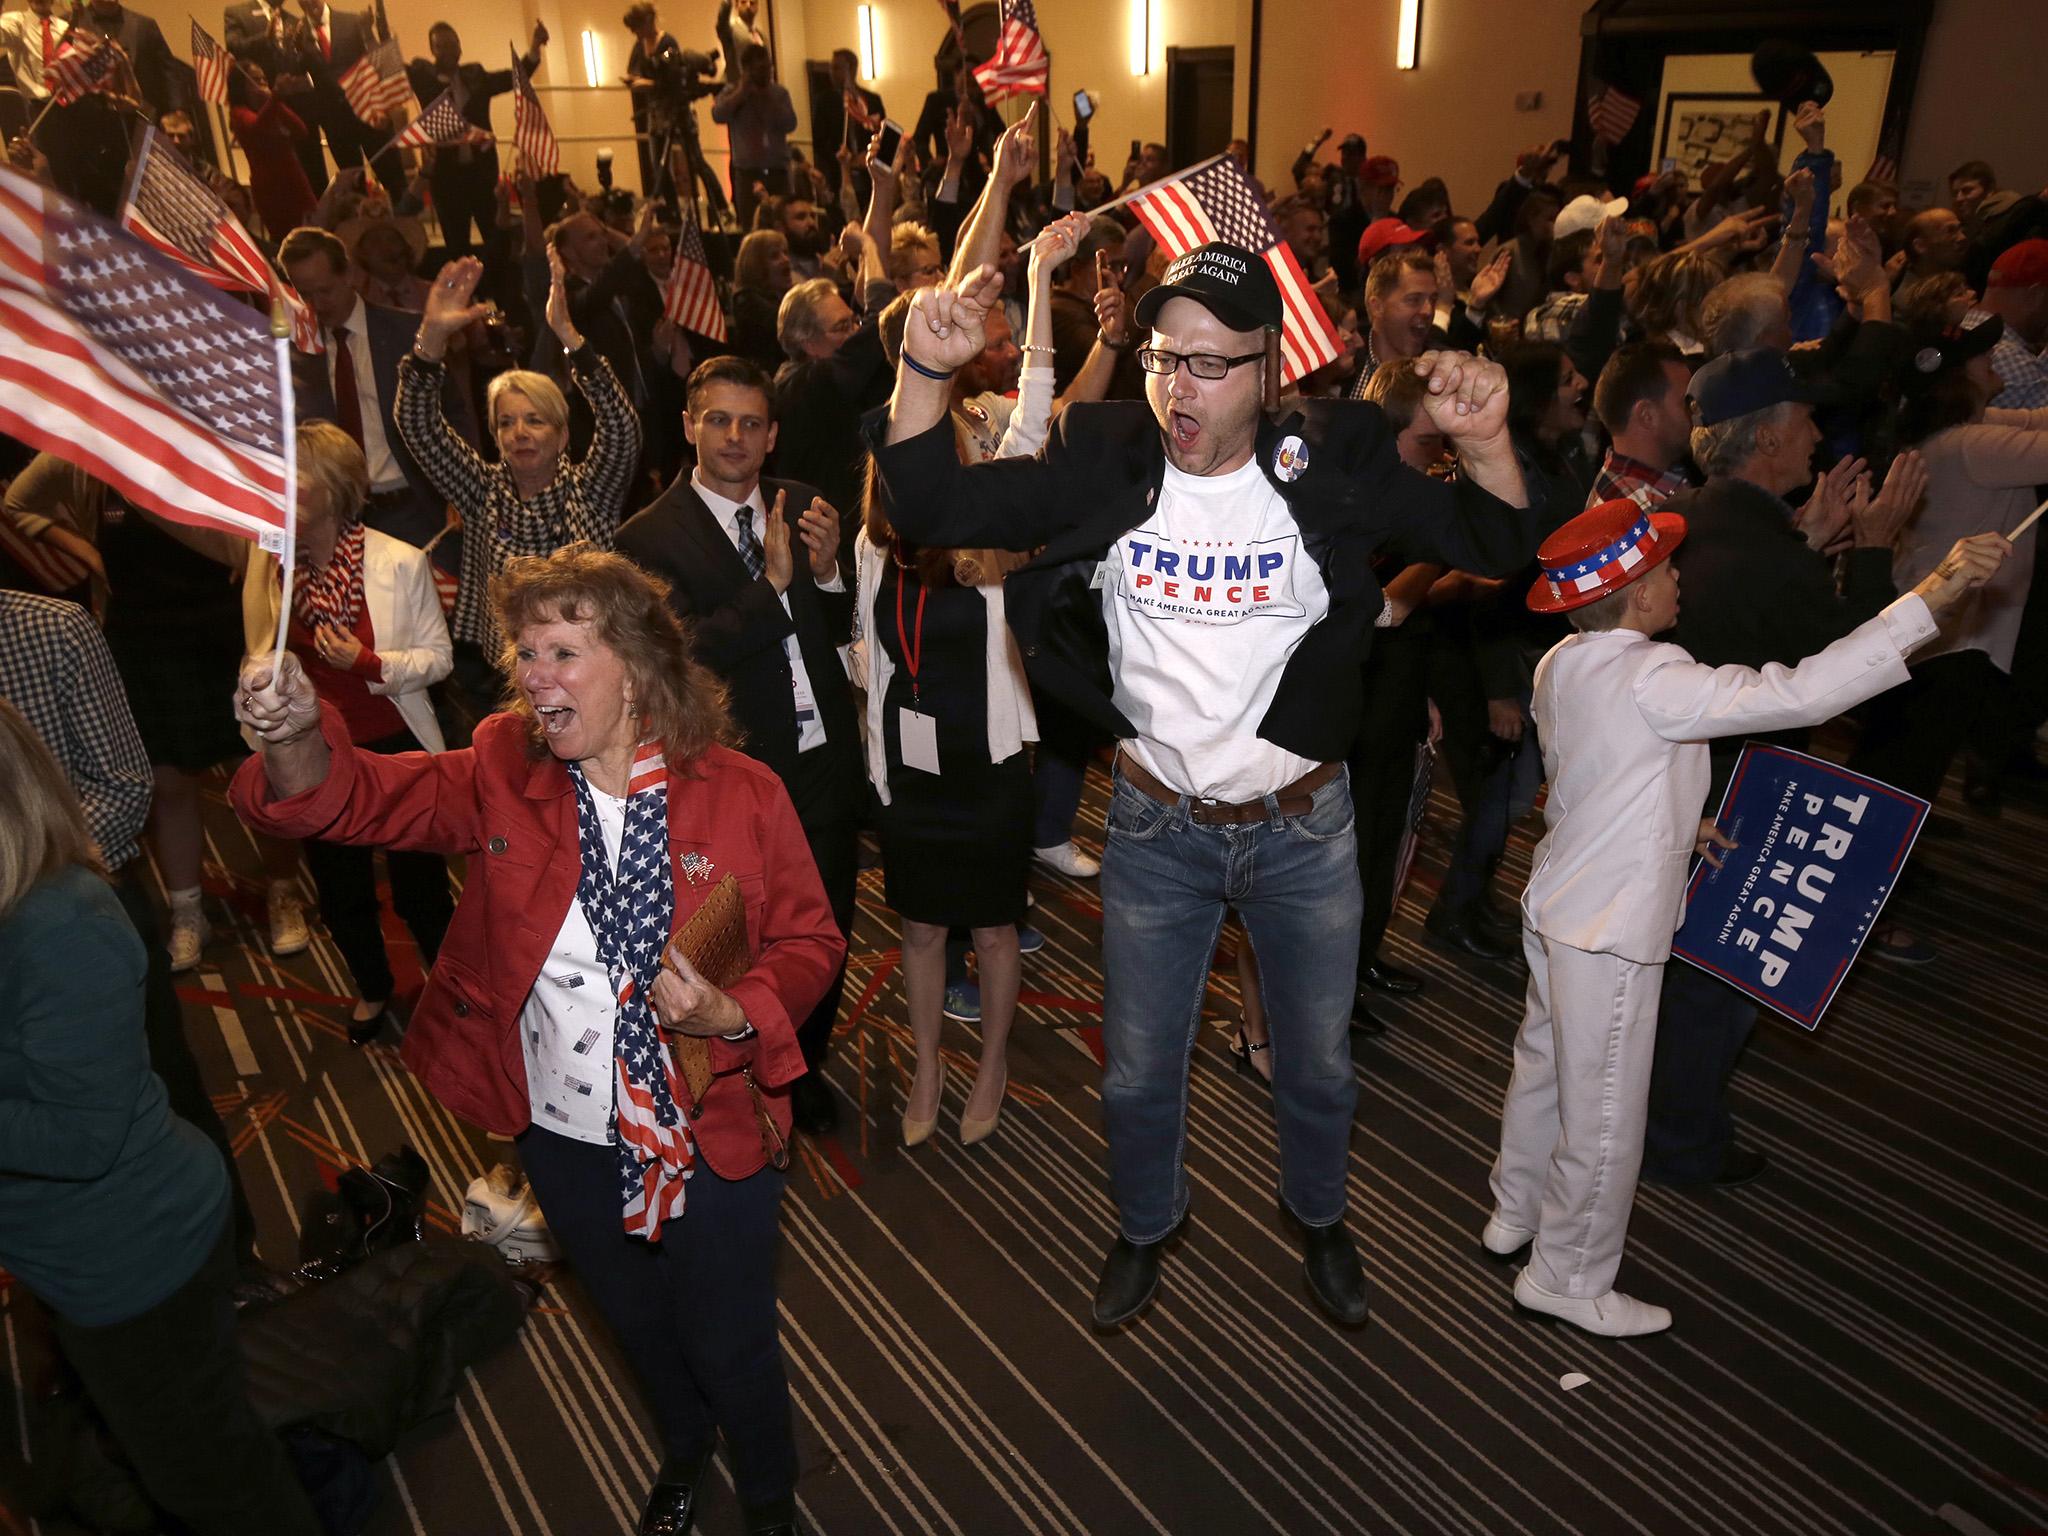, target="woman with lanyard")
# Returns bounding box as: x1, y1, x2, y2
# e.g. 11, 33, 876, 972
395, 249, 642, 740
243, 423, 455, 1045
230, 544, 841, 1536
